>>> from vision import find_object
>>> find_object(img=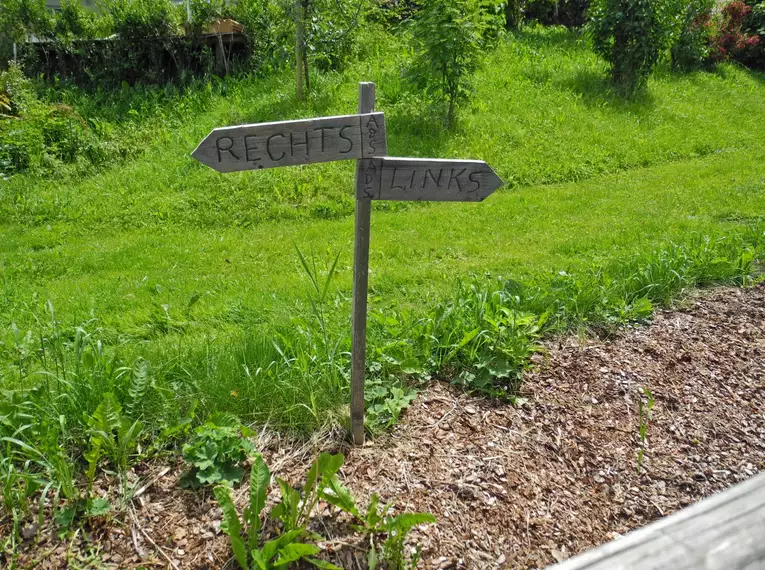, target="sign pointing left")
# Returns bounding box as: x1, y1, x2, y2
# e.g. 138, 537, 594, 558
192, 113, 387, 173
190, 85, 504, 446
